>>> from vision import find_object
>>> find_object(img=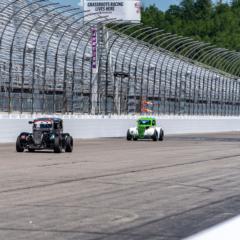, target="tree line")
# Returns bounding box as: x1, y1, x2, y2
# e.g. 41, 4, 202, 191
141, 0, 240, 51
